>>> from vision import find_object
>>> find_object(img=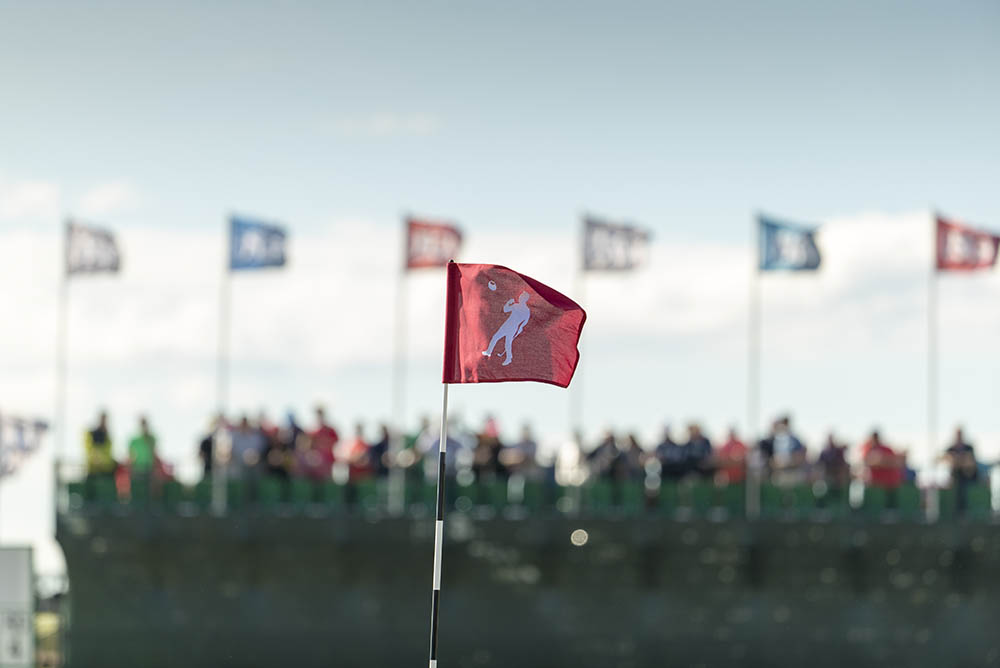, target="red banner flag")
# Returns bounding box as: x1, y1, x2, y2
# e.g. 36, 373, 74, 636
936, 215, 1000, 271
442, 263, 586, 388
406, 218, 462, 269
